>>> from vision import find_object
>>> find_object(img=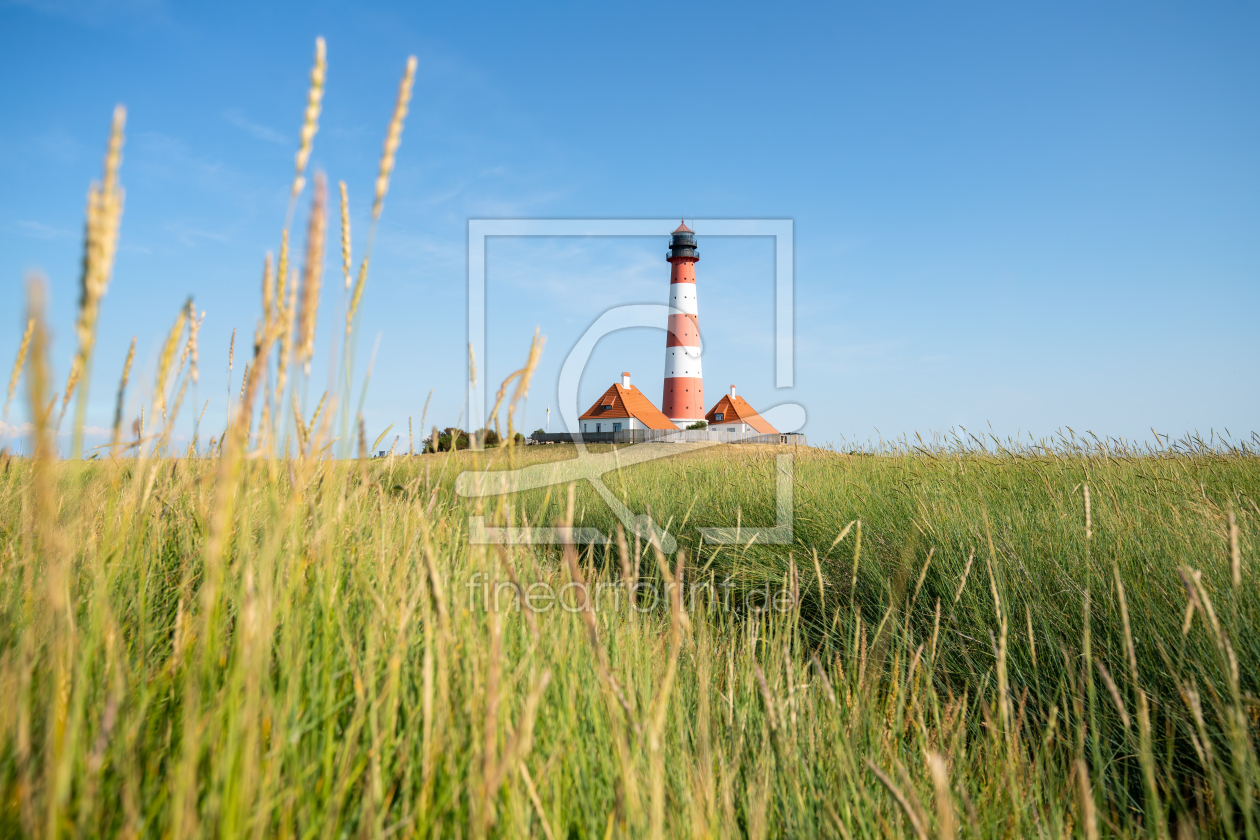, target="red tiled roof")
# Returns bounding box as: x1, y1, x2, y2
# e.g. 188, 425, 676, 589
704, 394, 778, 434
579, 383, 677, 430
